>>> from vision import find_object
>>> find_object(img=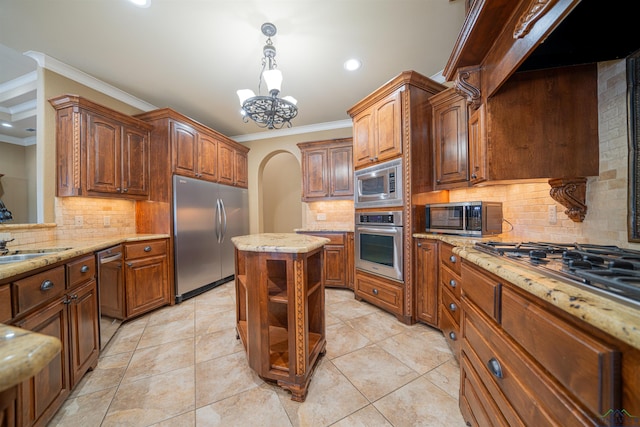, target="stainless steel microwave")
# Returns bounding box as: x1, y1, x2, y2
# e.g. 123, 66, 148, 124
425, 201, 503, 236
354, 158, 403, 209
